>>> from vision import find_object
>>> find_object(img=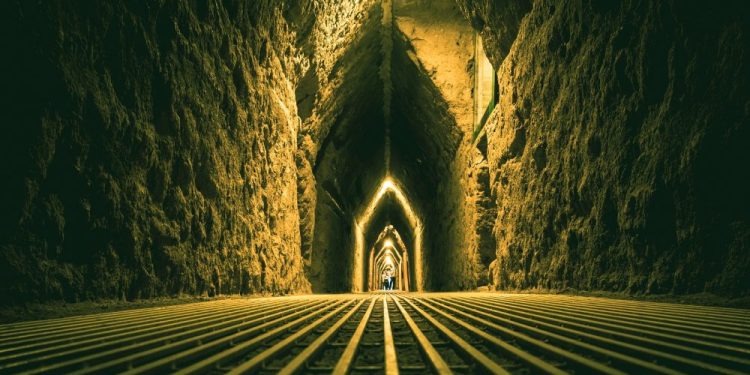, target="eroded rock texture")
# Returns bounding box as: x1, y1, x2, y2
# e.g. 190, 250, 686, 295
392, 0, 484, 290
1, 0, 748, 304
305, 0, 387, 292
474, 0, 750, 296
0, 0, 381, 304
